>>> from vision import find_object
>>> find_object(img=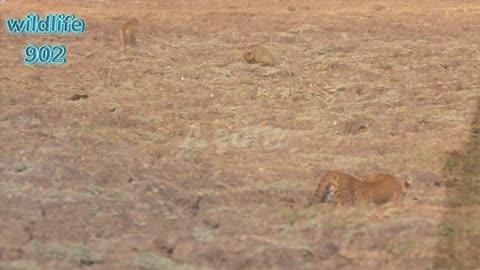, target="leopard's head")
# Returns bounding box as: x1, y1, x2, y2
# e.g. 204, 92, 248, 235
319, 184, 335, 203
243, 50, 255, 63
